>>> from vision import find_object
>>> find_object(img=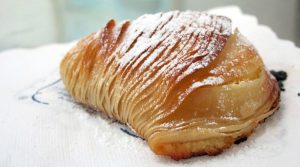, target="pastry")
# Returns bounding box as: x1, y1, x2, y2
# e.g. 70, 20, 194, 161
60, 11, 280, 160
